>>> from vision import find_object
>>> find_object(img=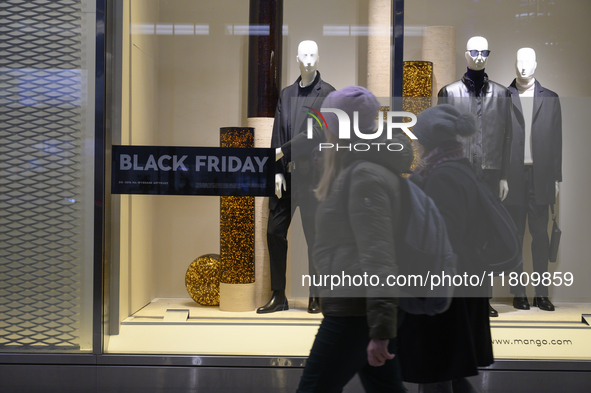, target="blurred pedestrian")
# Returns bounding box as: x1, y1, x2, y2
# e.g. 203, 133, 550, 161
397, 104, 494, 393
296, 86, 413, 393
